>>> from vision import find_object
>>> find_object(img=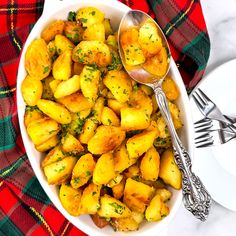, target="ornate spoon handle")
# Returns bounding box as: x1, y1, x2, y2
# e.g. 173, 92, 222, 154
153, 82, 212, 221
